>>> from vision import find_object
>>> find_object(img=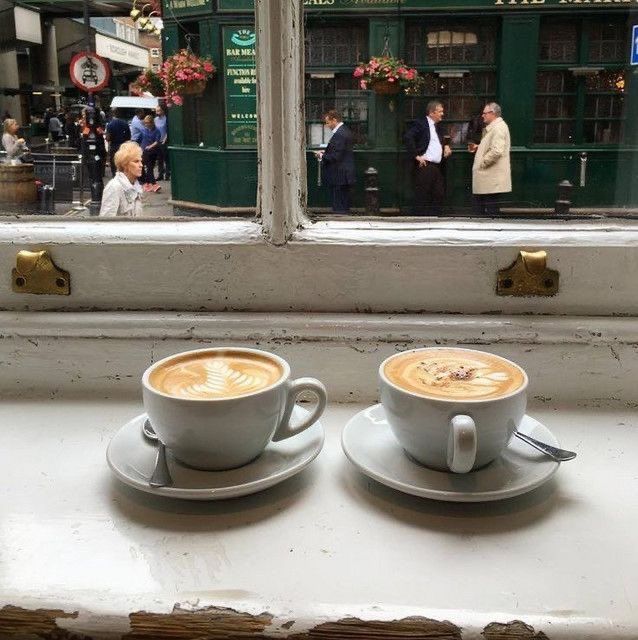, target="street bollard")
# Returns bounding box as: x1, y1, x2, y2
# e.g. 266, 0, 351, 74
554, 180, 573, 215
365, 166, 380, 215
